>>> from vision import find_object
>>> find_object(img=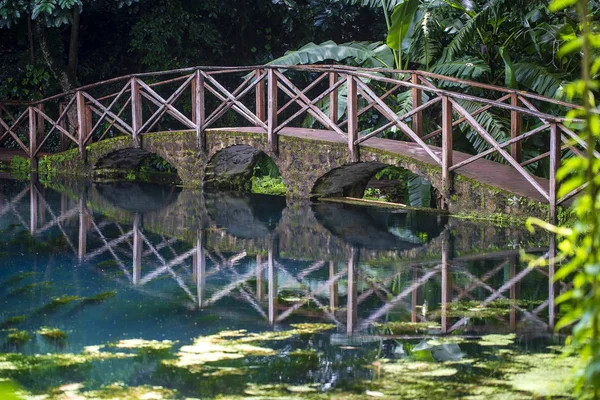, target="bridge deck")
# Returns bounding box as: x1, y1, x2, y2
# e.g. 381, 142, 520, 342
216, 127, 549, 203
